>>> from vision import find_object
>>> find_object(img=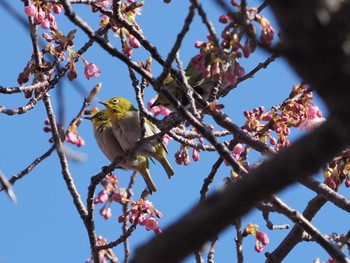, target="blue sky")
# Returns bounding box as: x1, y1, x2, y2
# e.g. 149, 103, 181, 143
0, 1, 347, 263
